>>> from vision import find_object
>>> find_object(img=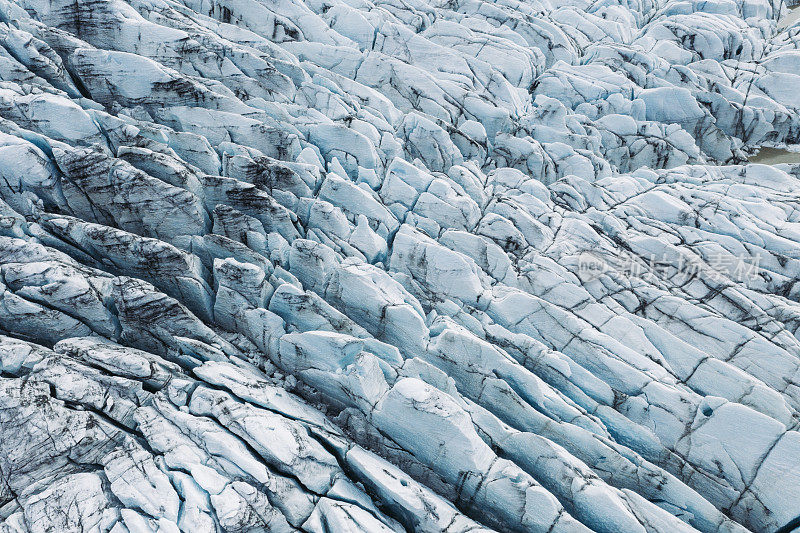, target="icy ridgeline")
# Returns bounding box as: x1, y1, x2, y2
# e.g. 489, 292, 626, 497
1, 0, 800, 530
